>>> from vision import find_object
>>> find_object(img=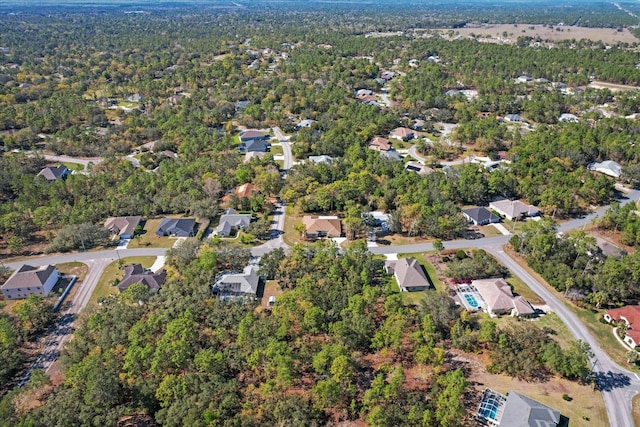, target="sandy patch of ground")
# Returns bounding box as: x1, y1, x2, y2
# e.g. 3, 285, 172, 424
438, 24, 638, 44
